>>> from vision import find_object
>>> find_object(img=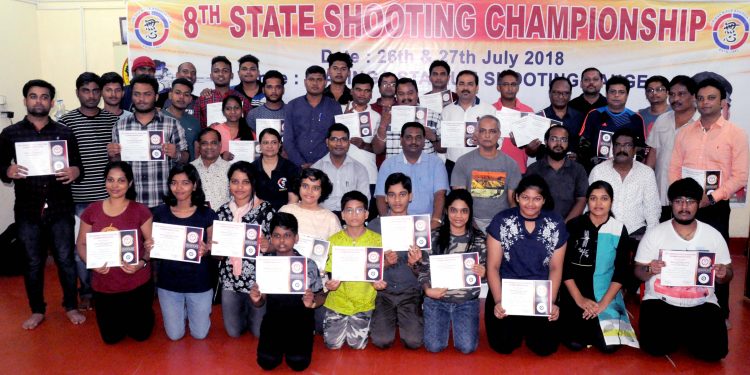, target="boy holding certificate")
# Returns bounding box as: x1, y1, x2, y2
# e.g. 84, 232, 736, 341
251, 213, 324, 372
324, 191, 387, 349
367, 173, 428, 349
